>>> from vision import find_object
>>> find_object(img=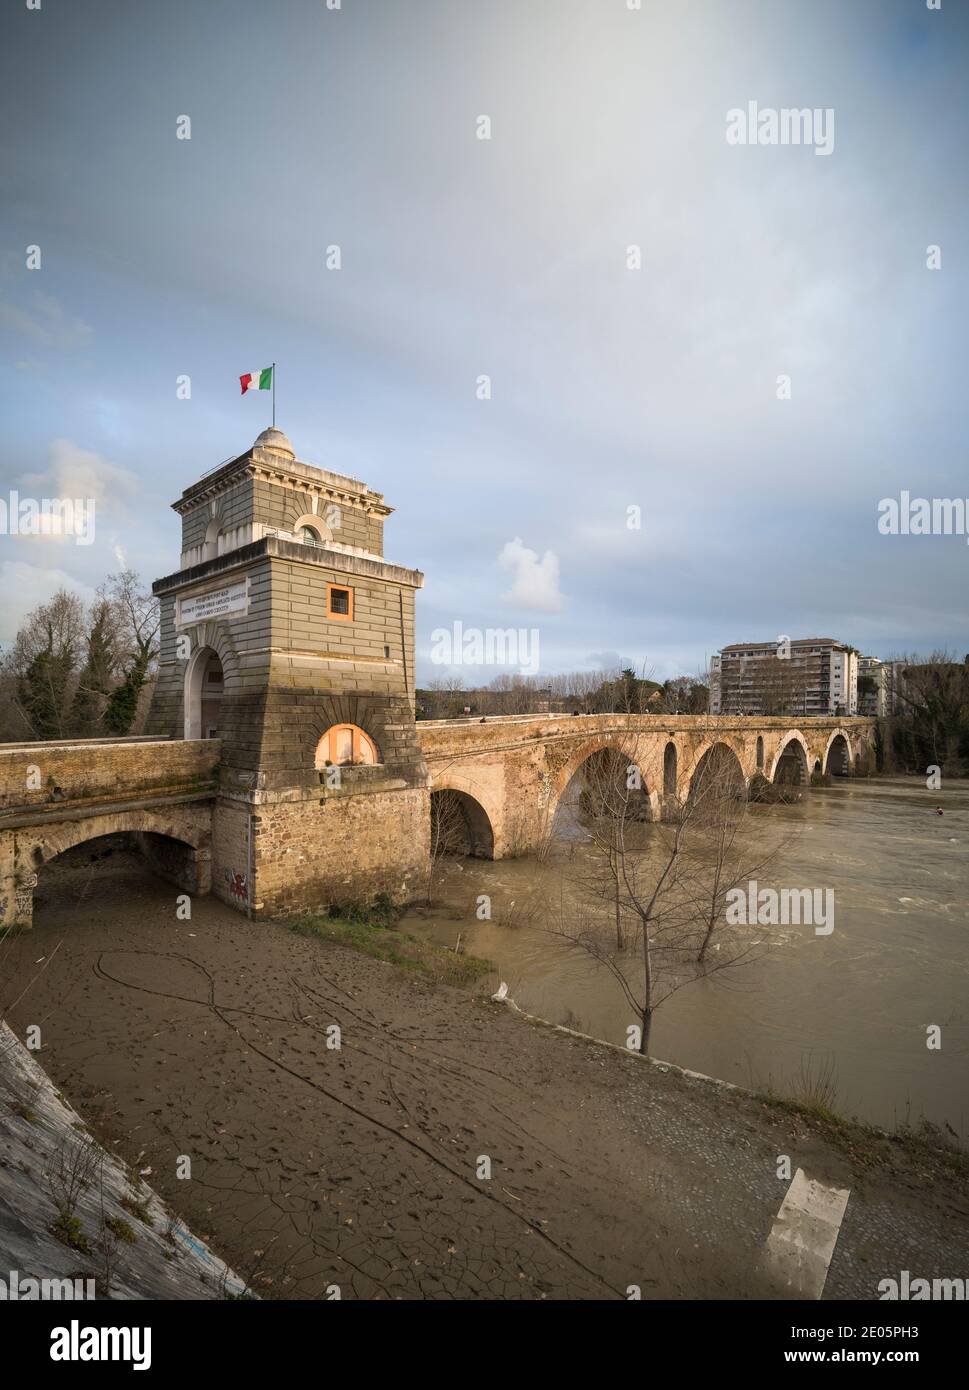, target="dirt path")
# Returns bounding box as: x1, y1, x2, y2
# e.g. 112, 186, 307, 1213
2, 852, 966, 1300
